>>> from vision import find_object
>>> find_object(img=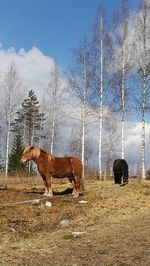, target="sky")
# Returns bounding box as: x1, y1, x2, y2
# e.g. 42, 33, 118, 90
0, 0, 148, 173
0, 0, 141, 71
